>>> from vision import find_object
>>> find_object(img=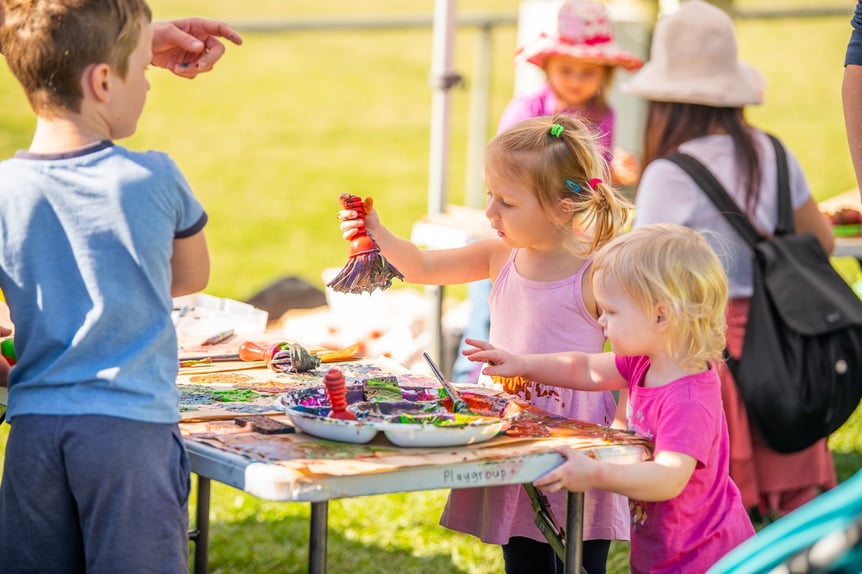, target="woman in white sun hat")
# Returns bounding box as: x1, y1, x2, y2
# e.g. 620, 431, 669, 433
628, 0, 836, 523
